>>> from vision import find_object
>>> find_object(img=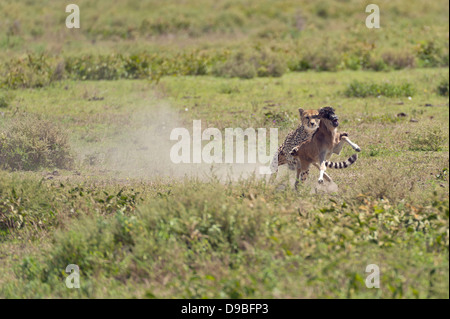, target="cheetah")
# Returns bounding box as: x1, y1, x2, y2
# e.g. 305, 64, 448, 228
289, 106, 361, 188
269, 108, 320, 175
